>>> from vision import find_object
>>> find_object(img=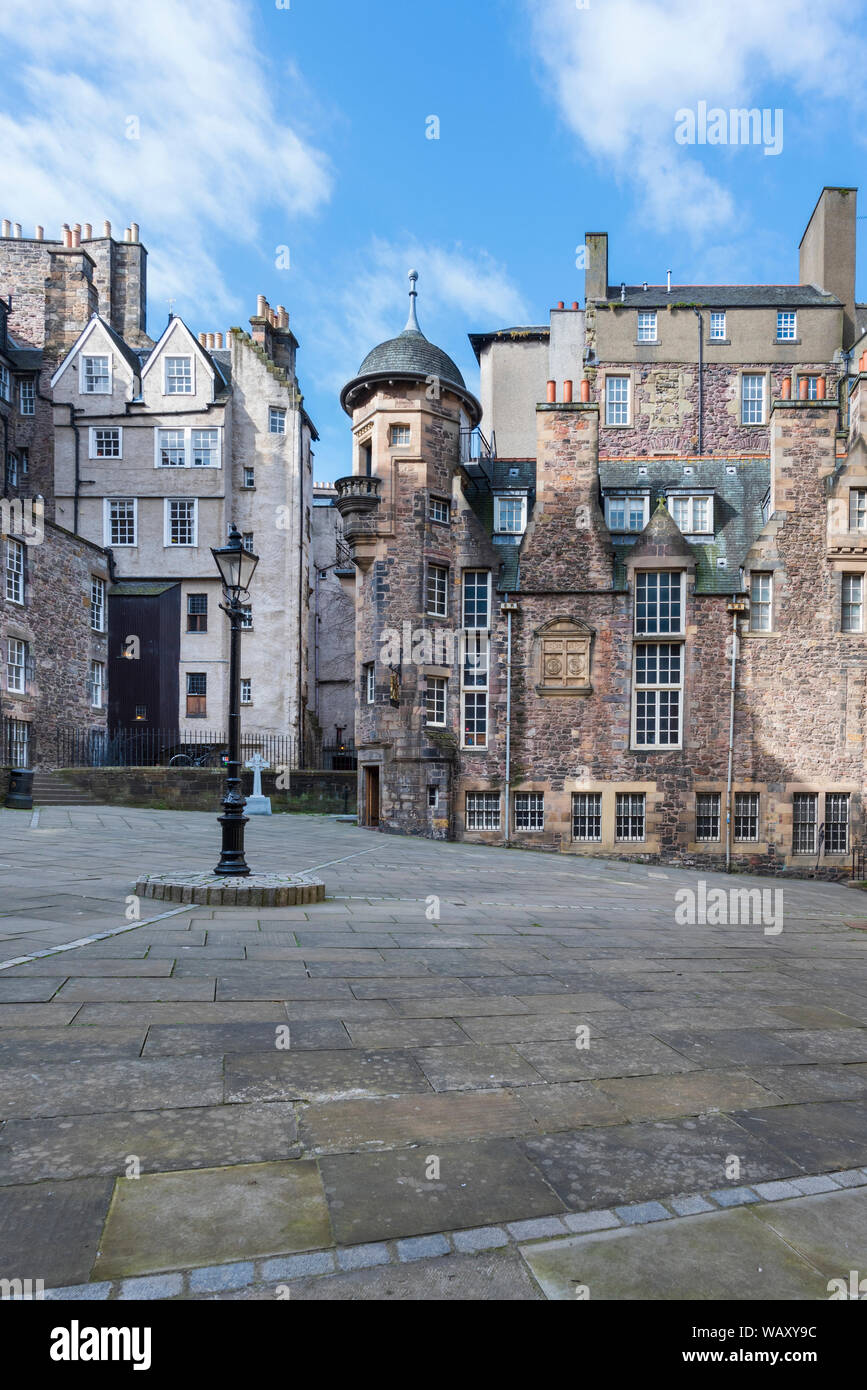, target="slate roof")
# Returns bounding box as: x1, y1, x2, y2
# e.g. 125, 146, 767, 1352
97, 316, 144, 378
601, 457, 770, 594
6, 347, 41, 371
357, 327, 466, 389
601, 285, 840, 309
